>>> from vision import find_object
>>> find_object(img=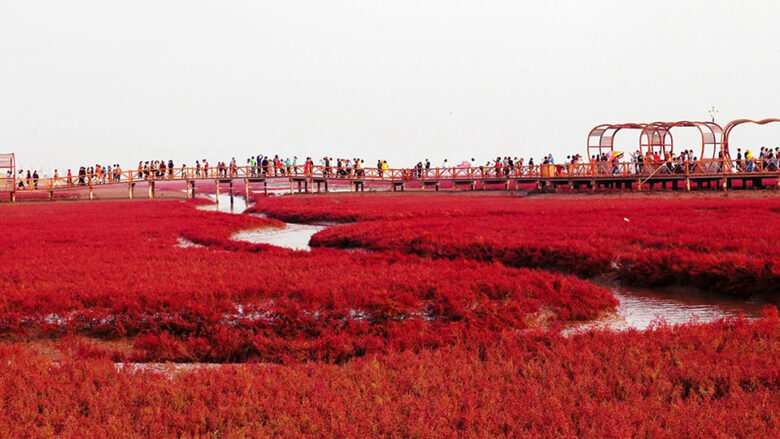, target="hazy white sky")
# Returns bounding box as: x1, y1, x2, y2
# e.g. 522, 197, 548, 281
2, 0, 780, 173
